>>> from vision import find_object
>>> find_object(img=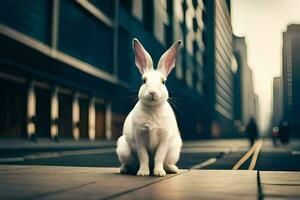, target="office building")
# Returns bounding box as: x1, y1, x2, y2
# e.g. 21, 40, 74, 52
233, 35, 258, 134
282, 24, 300, 136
